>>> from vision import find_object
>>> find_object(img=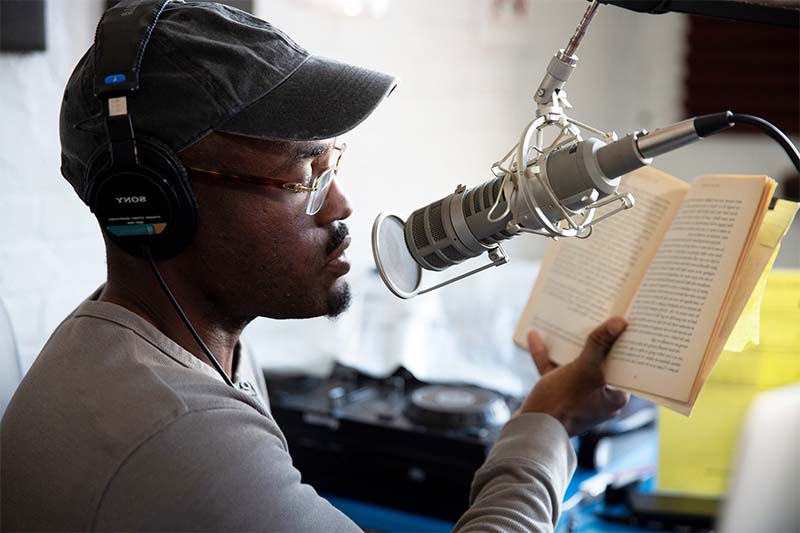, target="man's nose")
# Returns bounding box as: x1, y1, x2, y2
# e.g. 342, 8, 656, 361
315, 178, 352, 224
